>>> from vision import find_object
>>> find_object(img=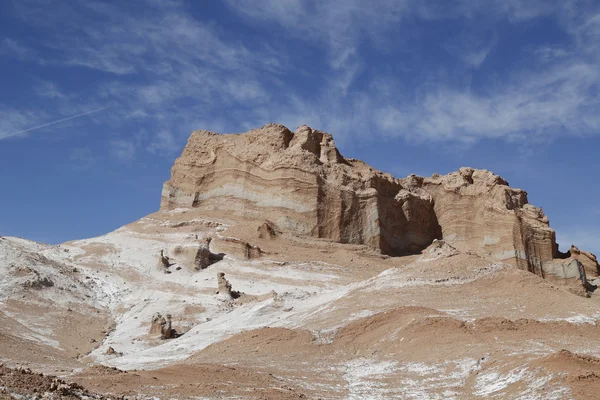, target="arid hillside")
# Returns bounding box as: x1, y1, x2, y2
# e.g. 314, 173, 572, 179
1, 124, 599, 399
